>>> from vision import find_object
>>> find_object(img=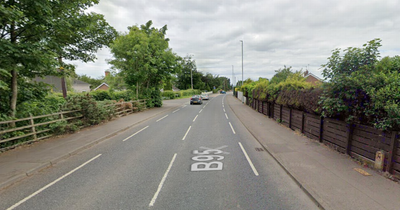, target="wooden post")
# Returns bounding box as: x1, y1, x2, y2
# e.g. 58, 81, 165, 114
60, 112, 64, 120
386, 131, 399, 173
280, 105, 283, 122
301, 112, 305, 133
319, 116, 324, 143
289, 108, 292, 129
29, 114, 37, 140
345, 124, 354, 155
